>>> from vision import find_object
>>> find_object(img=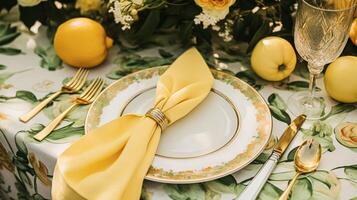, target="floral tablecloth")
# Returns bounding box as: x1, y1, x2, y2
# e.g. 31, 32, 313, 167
1, 24, 357, 200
